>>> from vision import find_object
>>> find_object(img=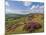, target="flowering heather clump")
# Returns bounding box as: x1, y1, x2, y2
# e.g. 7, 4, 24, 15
23, 22, 42, 32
